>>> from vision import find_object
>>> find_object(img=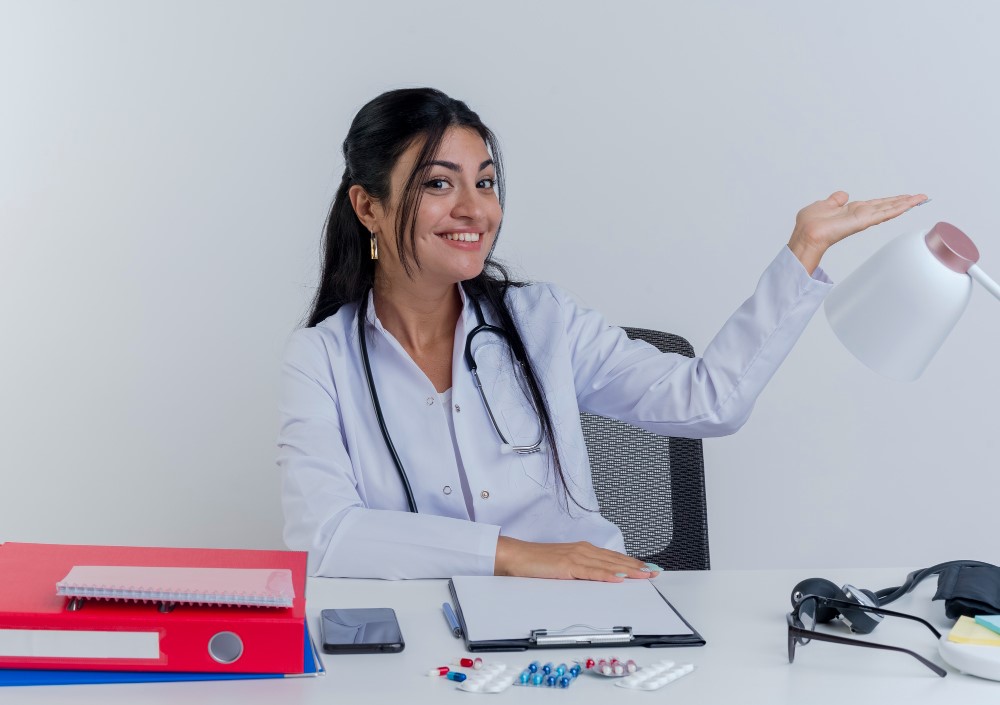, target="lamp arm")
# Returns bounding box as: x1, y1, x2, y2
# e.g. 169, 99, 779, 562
969, 265, 1000, 302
